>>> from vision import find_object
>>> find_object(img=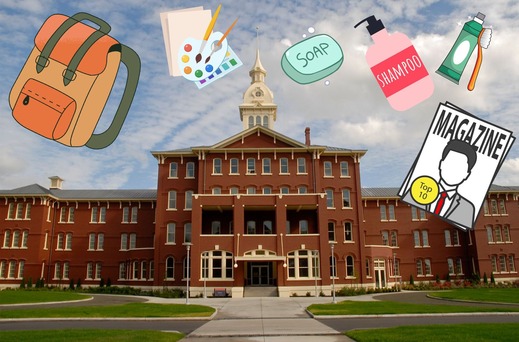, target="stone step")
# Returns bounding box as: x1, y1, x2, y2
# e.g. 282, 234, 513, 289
243, 286, 278, 297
